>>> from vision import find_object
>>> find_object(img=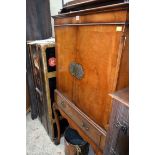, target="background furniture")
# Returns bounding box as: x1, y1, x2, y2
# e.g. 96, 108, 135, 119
27, 39, 65, 144
61, 0, 127, 13
53, 2, 128, 154
26, 0, 52, 119
26, 79, 31, 113
104, 88, 129, 155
